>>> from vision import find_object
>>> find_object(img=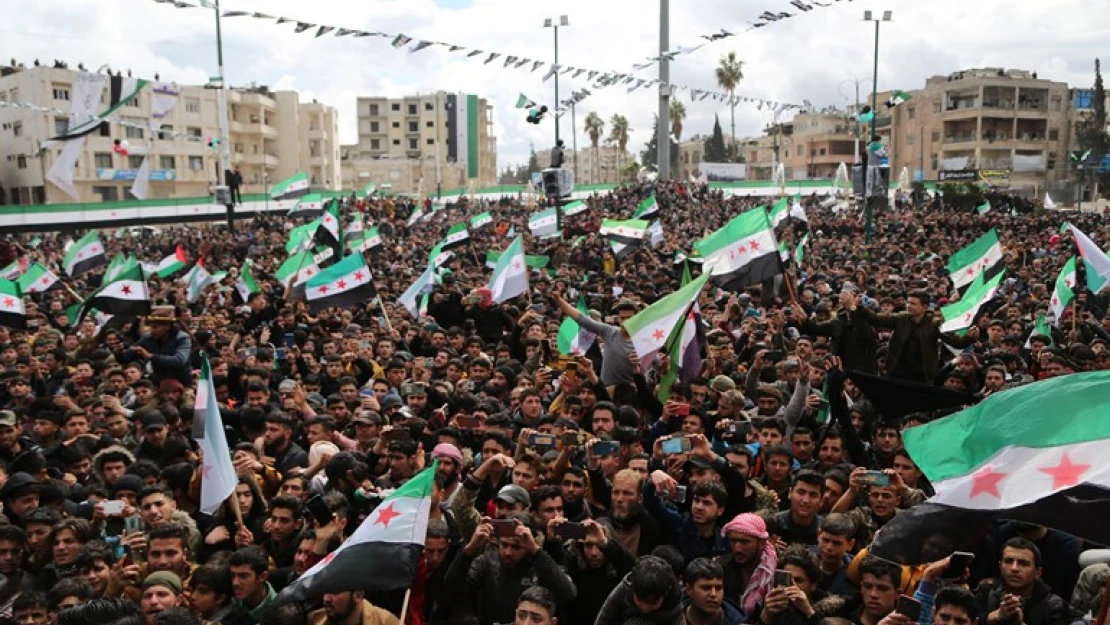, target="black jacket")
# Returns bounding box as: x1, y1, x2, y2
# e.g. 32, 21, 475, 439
441, 546, 577, 625
974, 579, 1070, 625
